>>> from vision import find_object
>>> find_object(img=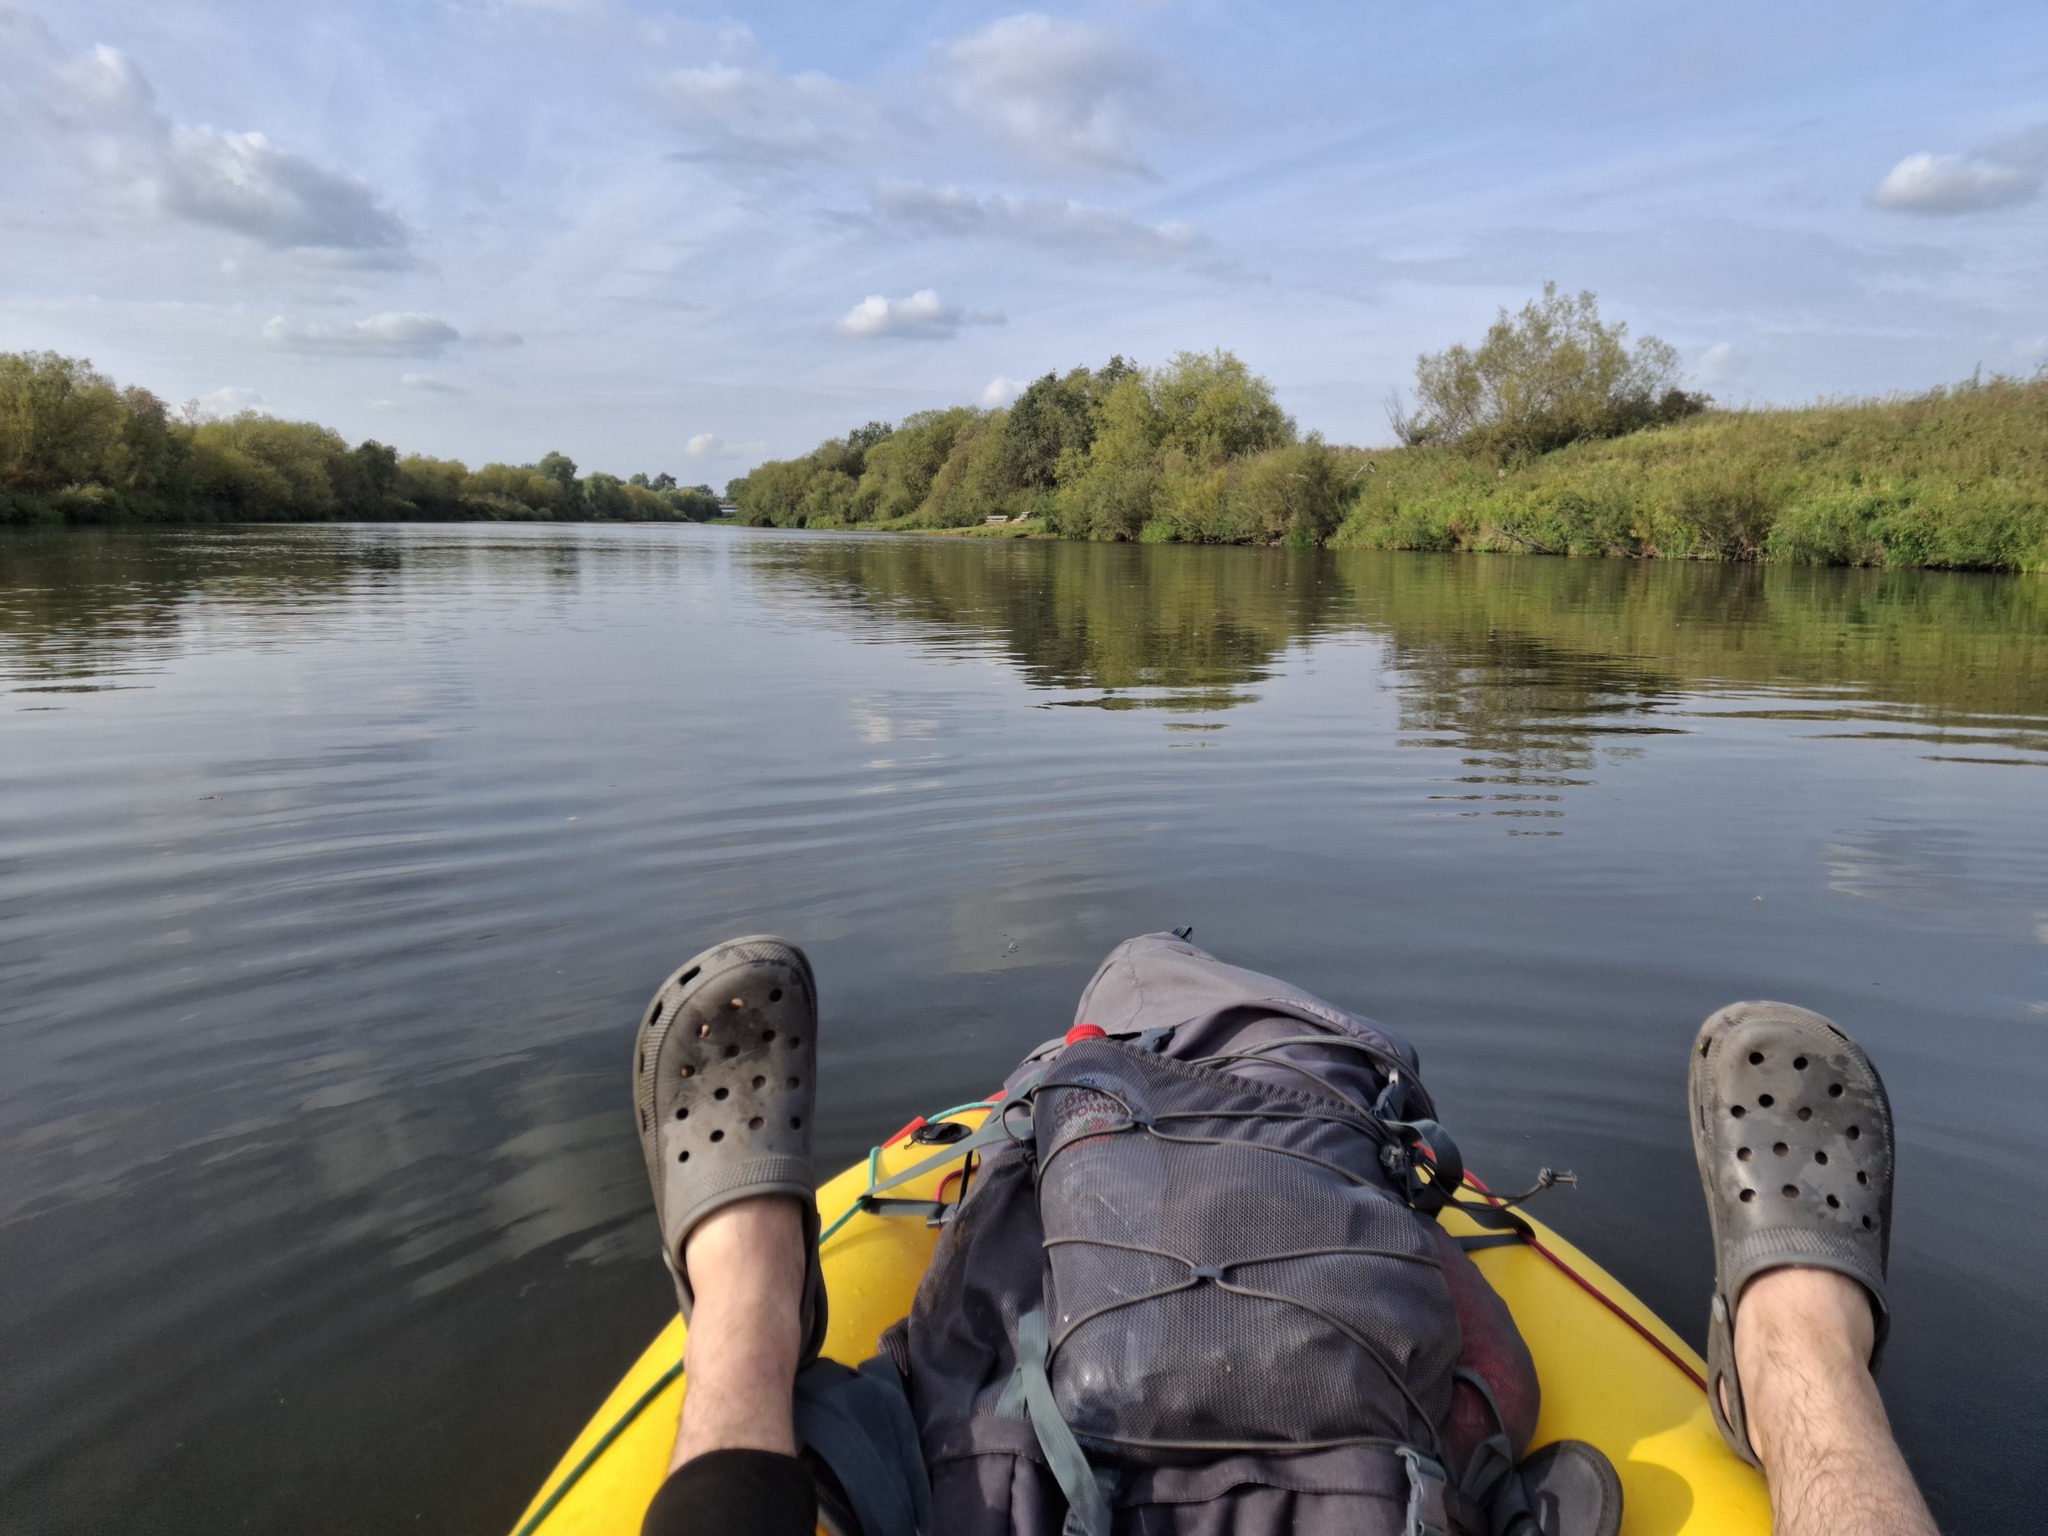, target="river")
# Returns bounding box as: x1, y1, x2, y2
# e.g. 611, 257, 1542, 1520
2, 523, 2044, 1532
